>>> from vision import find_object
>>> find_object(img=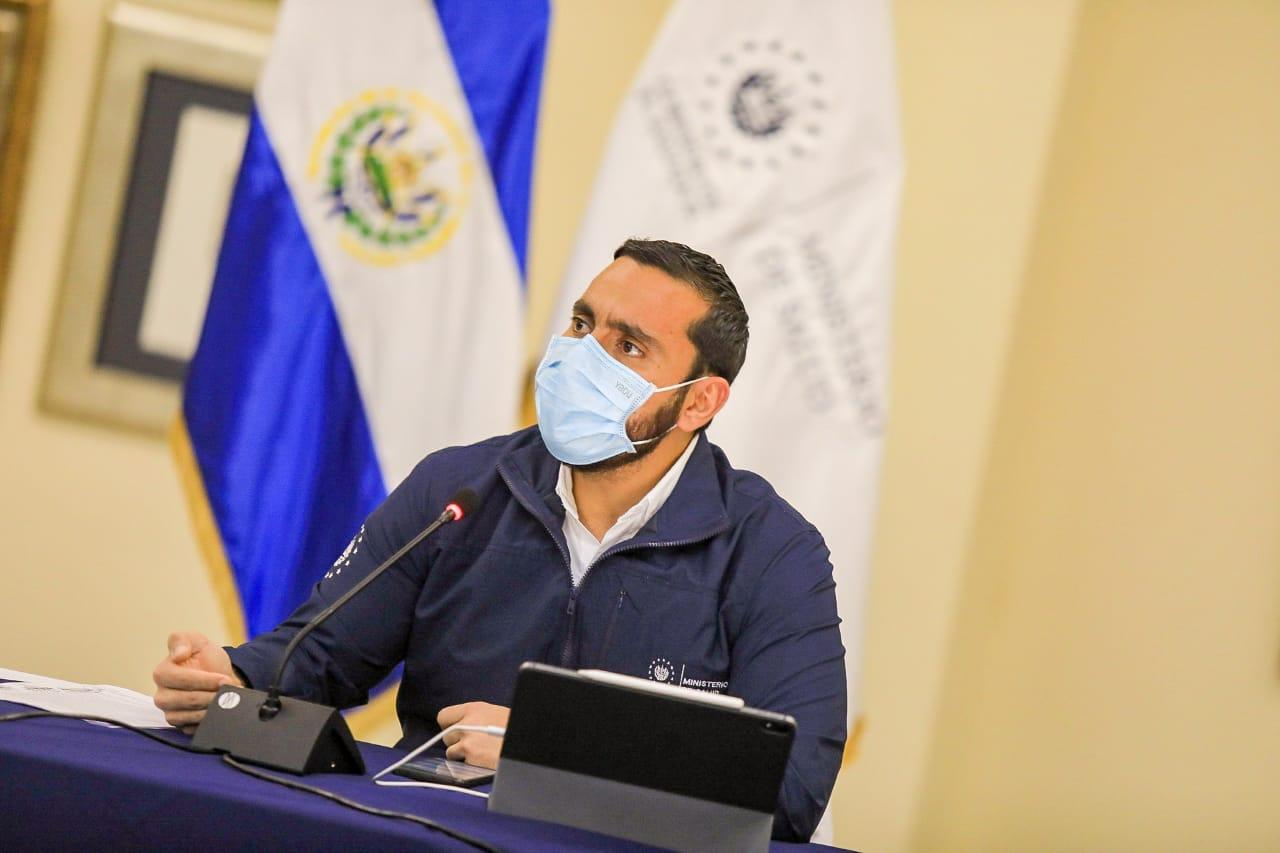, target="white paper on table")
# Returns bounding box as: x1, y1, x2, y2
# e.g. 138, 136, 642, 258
0, 671, 171, 729
0, 667, 83, 688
